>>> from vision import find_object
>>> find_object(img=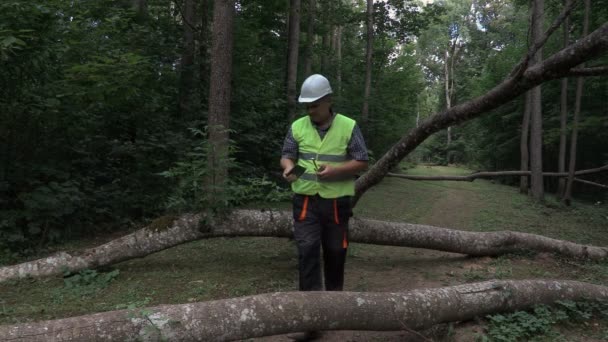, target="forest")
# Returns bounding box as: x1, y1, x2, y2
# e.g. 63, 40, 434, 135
1, 0, 607, 340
